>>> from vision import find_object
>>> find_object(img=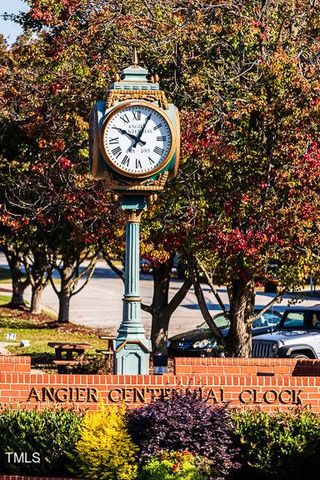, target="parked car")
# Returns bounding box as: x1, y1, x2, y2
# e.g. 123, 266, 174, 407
252, 305, 320, 358
140, 258, 151, 273
173, 255, 186, 279
168, 310, 282, 357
